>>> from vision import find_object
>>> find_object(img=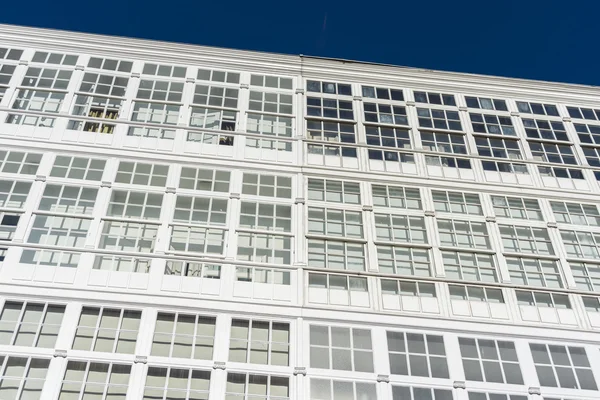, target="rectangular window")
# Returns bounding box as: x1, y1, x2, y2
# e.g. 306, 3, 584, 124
0, 64, 16, 85
0, 356, 50, 400
310, 325, 373, 372
364, 102, 408, 125
186, 130, 234, 146
374, 214, 426, 243
308, 178, 360, 204
0, 212, 19, 241
192, 84, 238, 108
88, 57, 133, 72
241, 202, 291, 233
387, 330, 449, 378
131, 102, 179, 125
529, 142, 578, 165
229, 319, 289, 365
93, 255, 151, 273
309, 207, 363, 238
59, 361, 131, 399
491, 196, 543, 220
362, 85, 404, 101
307, 80, 352, 96
538, 166, 583, 180
70, 94, 122, 120
0, 301, 64, 348
235, 267, 290, 285
169, 226, 225, 254
242, 174, 292, 198
432, 190, 482, 215
197, 68, 240, 83
189, 107, 236, 131
0, 48, 23, 61
138, 79, 184, 102
107, 190, 163, 220
365, 126, 411, 150
249, 91, 293, 114
499, 225, 554, 255
414, 91, 456, 106
307, 120, 355, 143
308, 239, 364, 271
523, 119, 569, 141
475, 137, 523, 161
250, 74, 293, 90
425, 155, 472, 169
307, 97, 354, 120
372, 184, 421, 209
179, 167, 230, 192
247, 113, 293, 137
551, 201, 600, 226
307, 143, 358, 160
143, 63, 186, 78
506, 257, 562, 288
560, 230, 600, 259
79, 72, 128, 97
378, 245, 431, 276
529, 343, 597, 389
570, 261, 600, 291
237, 232, 291, 265
437, 219, 491, 249
143, 367, 210, 400
311, 379, 376, 400
72, 307, 141, 354
459, 337, 523, 384
21, 67, 72, 89
449, 284, 504, 304
20, 249, 81, 268
49, 156, 105, 181
393, 386, 453, 400
174, 196, 227, 226
517, 101, 559, 116
465, 96, 507, 111
309, 272, 368, 304
115, 161, 168, 187
128, 126, 176, 140
226, 373, 289, 400
0, 180, 31, 209
0, 151, 41, 175
442, 251, 497, 282
470, 113, 515, 135
516, 290, 571, 311
417, 108, 462, 131
67, 119, 115, 134
98, 221, 158, 253
382, 279, 436, 300
38, 185, 97, 215
574, 123, 600, 144
26, 215, 90, 248
151, 312, 215, 359
468, 393, 526, 400
582, 146, 600, 167
567, 106, 600, 120
421, 131, 467, 154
